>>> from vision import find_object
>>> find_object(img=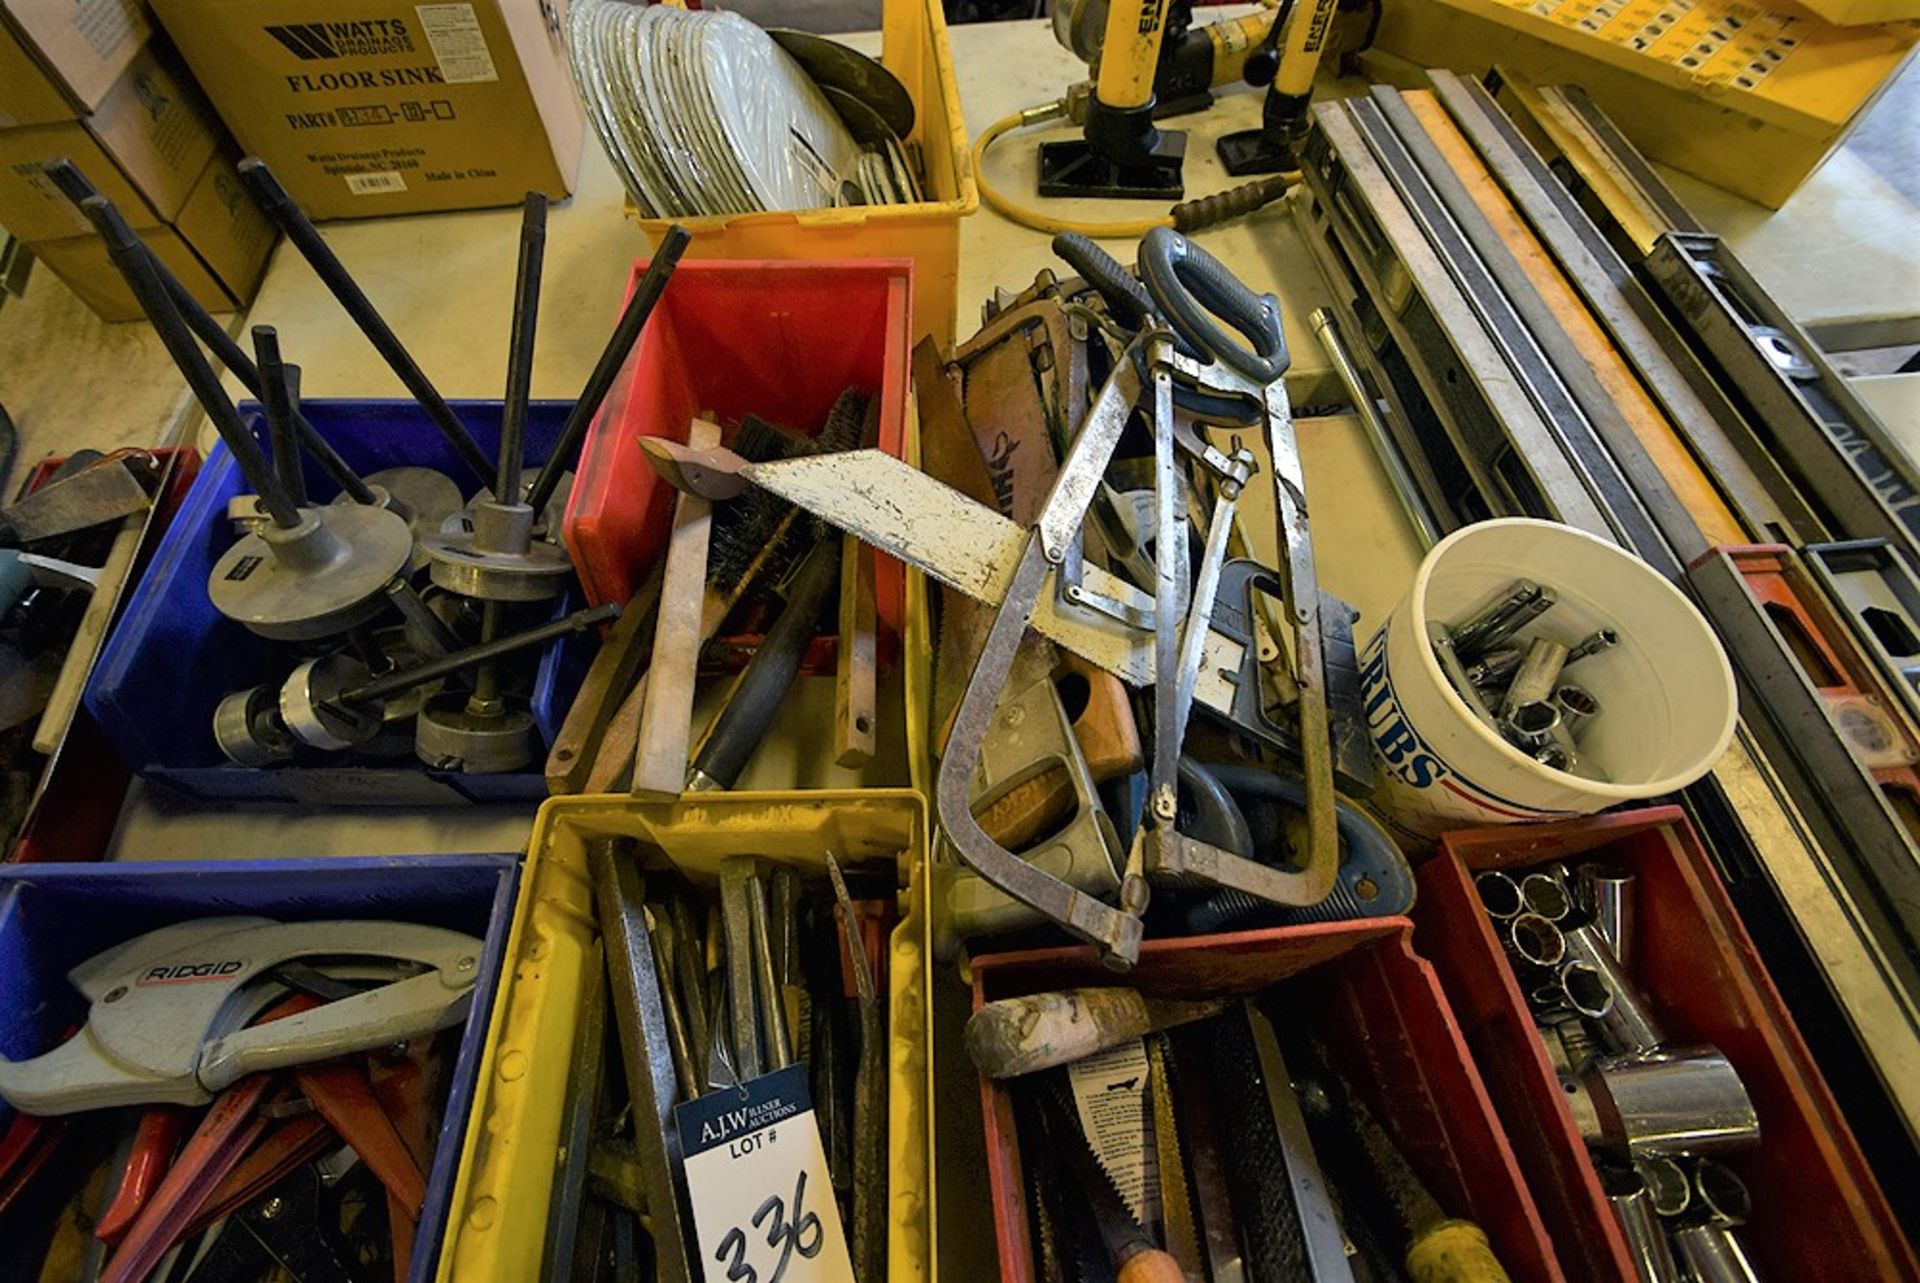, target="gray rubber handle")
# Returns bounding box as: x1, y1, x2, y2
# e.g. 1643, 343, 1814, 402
1050, 233, 1156, 332
1138, 227, 1288, 384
